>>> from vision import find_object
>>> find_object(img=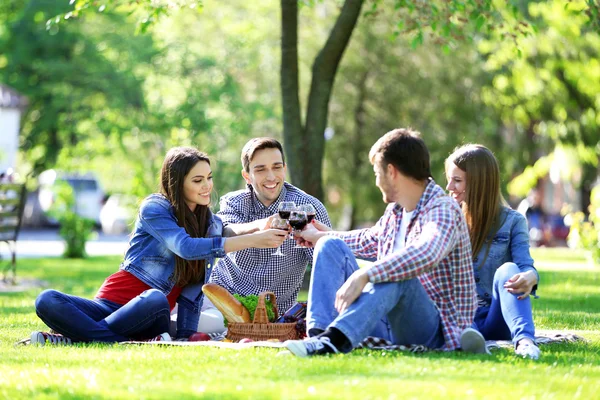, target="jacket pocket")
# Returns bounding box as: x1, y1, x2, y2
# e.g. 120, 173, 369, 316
488, 234, 509, 261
